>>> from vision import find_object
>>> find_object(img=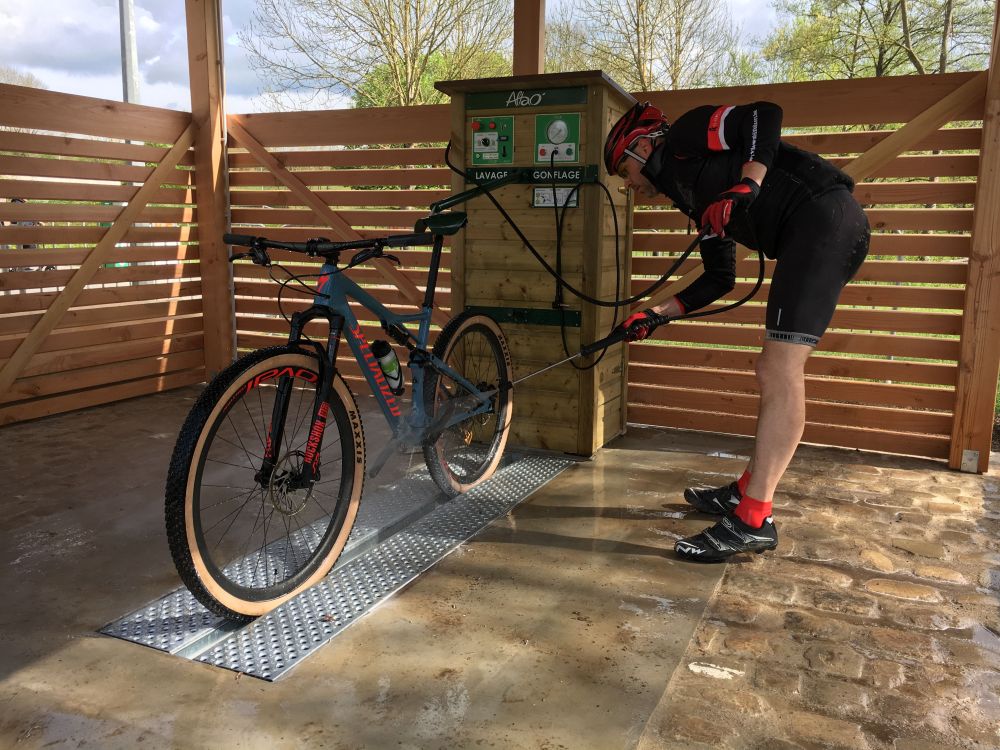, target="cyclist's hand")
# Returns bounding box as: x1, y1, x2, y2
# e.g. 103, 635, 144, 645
618, 309, 661, 342
700, 178, 760, 237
